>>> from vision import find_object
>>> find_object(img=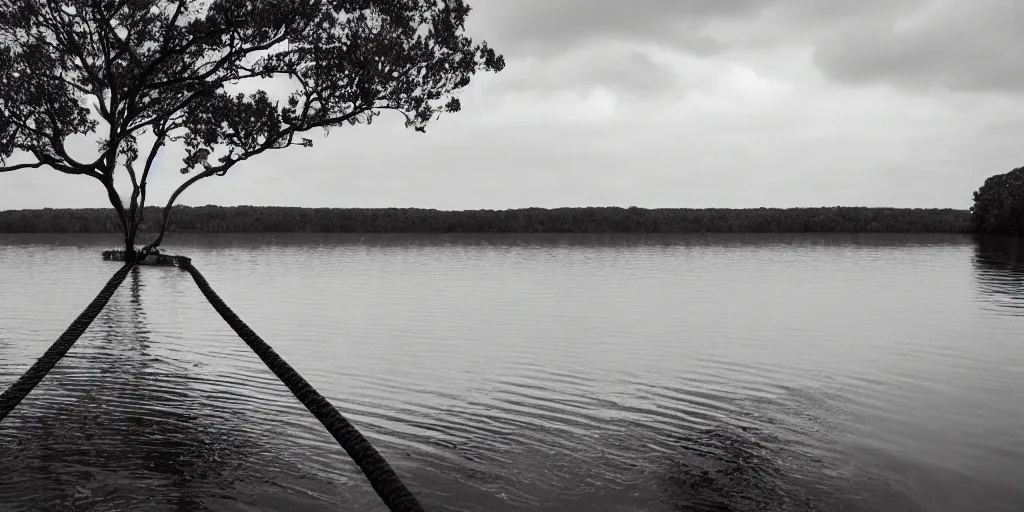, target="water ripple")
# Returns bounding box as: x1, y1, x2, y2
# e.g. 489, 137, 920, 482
1, 233, 1023, 511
